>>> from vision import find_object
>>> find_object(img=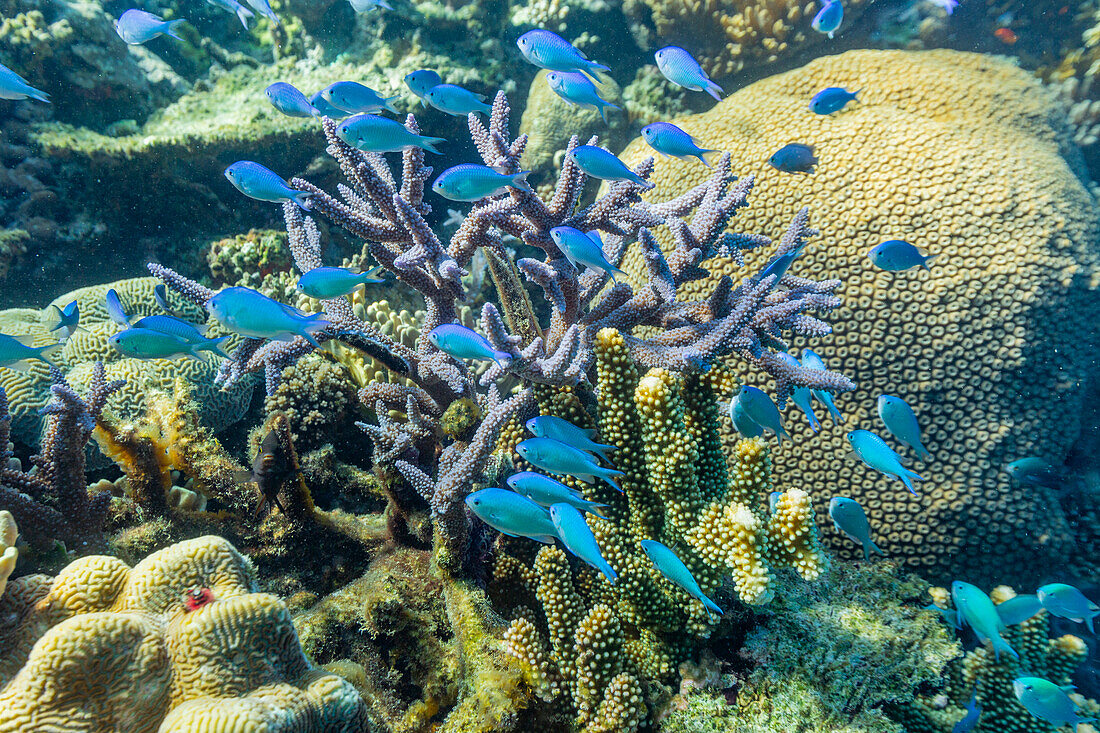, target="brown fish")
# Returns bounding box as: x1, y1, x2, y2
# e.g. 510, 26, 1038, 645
234, 428, 296, 516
